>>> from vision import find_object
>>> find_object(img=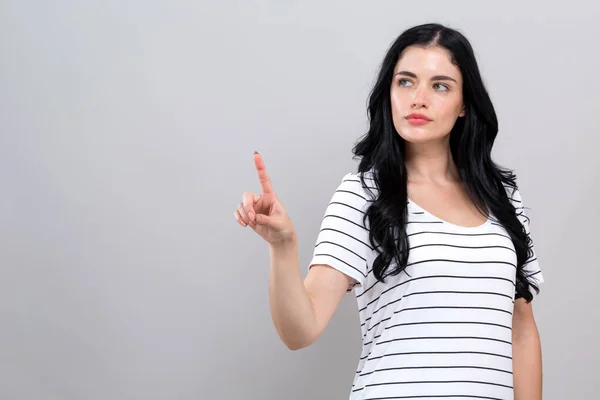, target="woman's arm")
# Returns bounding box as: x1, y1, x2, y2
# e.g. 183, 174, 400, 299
268, 238, 350, 350
512, 298, 543, 400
